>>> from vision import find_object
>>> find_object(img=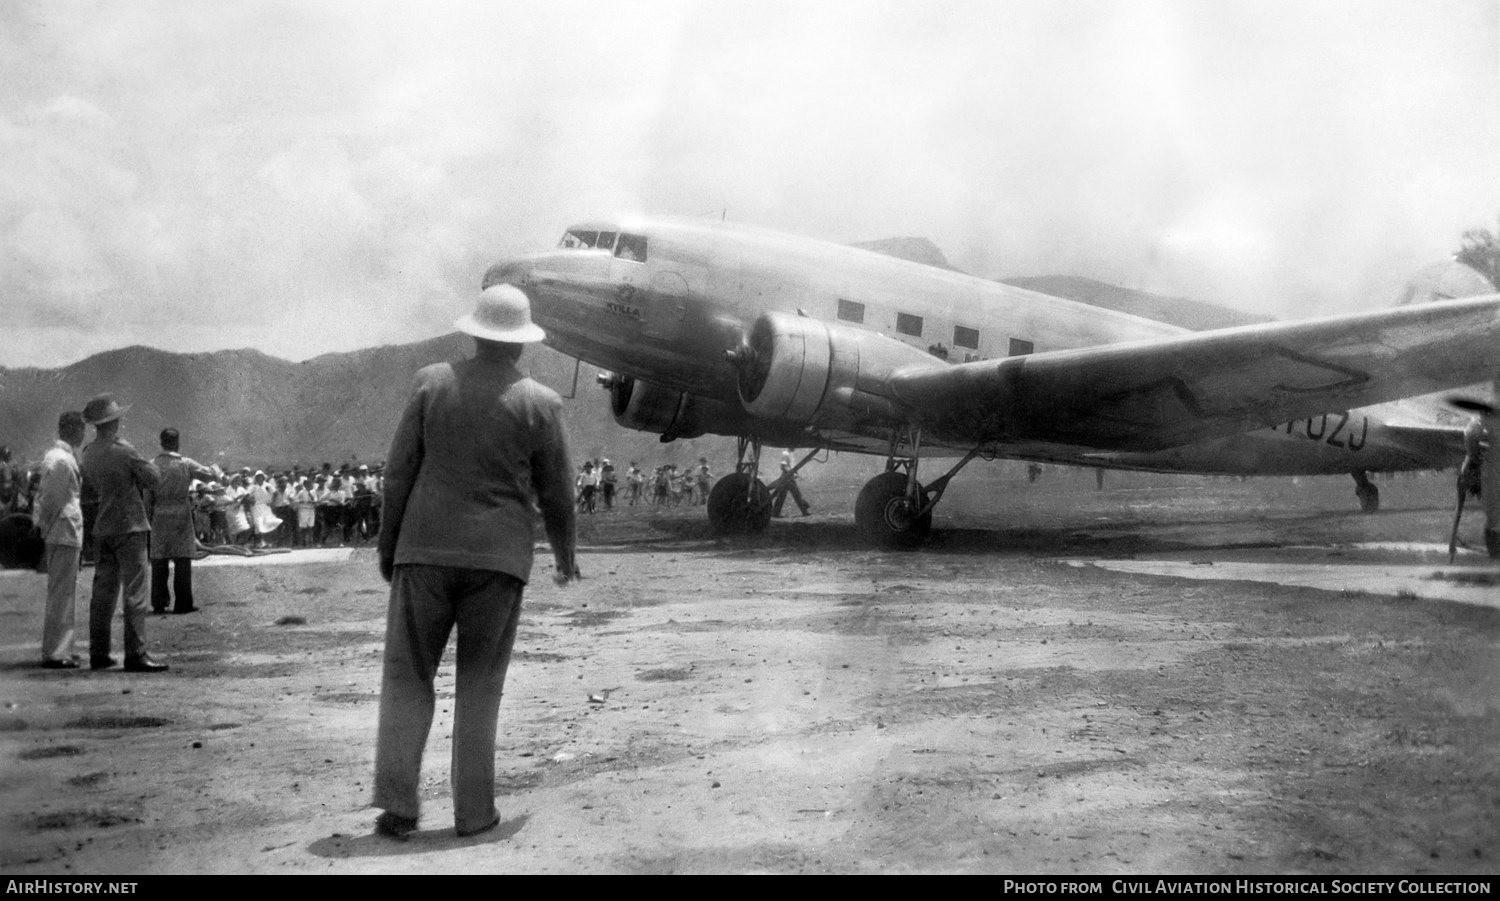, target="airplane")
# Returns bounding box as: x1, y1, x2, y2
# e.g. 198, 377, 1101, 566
483, 216, 1500, 547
